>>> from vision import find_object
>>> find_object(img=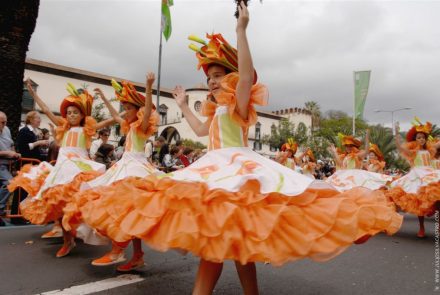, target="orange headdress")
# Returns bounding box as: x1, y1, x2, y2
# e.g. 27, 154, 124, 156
111, 79, 145, 108
281, 138, 298, 154
406, 117, 432, 142
305, 149, 316, 162
60, 83, 93, 118
188, 33, 257, 83
368, 143, 384, 161
338, 133, 362, 148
